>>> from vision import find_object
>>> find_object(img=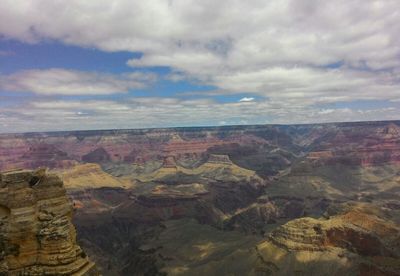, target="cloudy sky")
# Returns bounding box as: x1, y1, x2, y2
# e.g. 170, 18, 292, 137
0, 0, 400, 133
